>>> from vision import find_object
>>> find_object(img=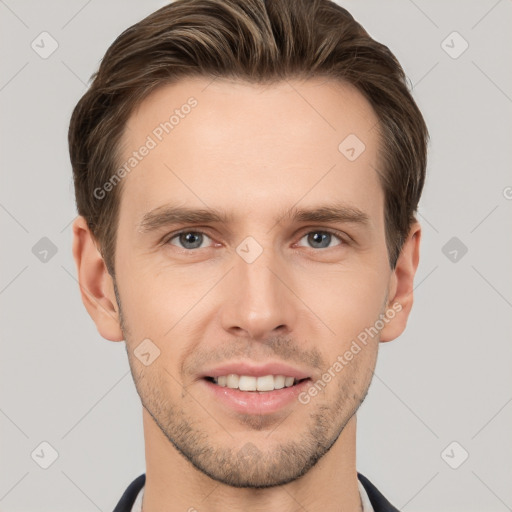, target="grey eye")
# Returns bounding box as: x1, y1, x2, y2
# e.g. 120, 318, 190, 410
169, 231, 211, 250
298, 231, 342, 249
